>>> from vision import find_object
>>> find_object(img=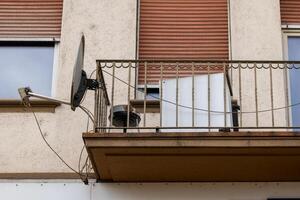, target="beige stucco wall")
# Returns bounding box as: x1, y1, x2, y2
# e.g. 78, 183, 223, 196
0, 0, 137, 173
1, 1, 300, 198
230, 0, 288, 128
0, 0, 291, 174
